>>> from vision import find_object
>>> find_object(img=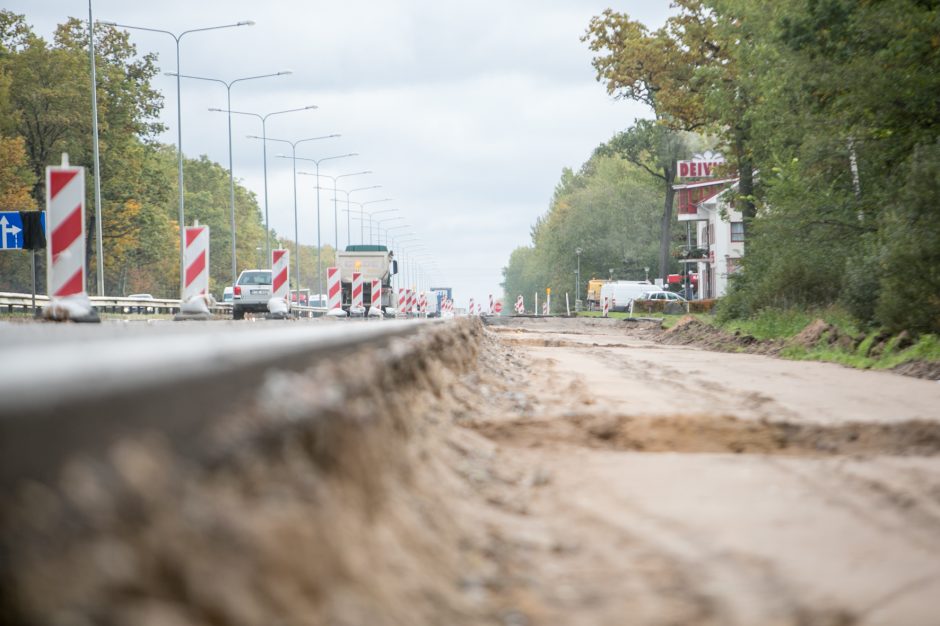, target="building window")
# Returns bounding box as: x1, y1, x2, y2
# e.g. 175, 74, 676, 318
731, 222, 745, 242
